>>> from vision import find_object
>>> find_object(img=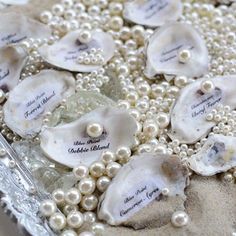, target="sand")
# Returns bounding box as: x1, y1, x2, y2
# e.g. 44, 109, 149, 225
1, 1, 236, 236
